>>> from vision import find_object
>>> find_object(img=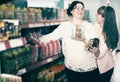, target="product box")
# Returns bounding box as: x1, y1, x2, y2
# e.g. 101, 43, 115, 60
21, 8, 28, 24
36, 8, 42, 22
0, 74, 22, 82
27, 8, 36, 23
14, 8, 23, 24
0, 3, 15, 19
